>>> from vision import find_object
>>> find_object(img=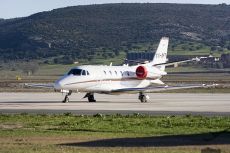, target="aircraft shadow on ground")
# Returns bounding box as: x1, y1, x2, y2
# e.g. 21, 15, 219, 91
60, 131, 230, 147
1, 101, 63, 103
1, 101, 89, 103
1, 101, 137, 104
